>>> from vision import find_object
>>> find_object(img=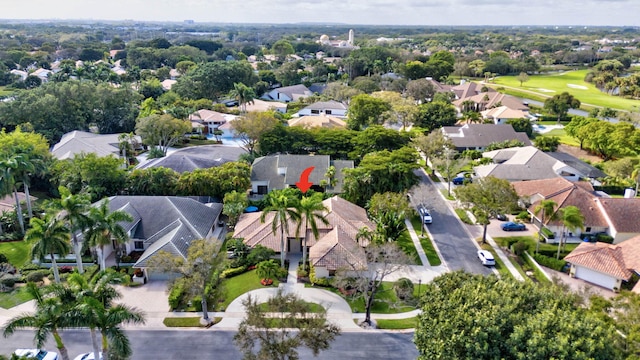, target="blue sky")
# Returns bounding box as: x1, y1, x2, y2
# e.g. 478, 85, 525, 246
2, 0, 639, 26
